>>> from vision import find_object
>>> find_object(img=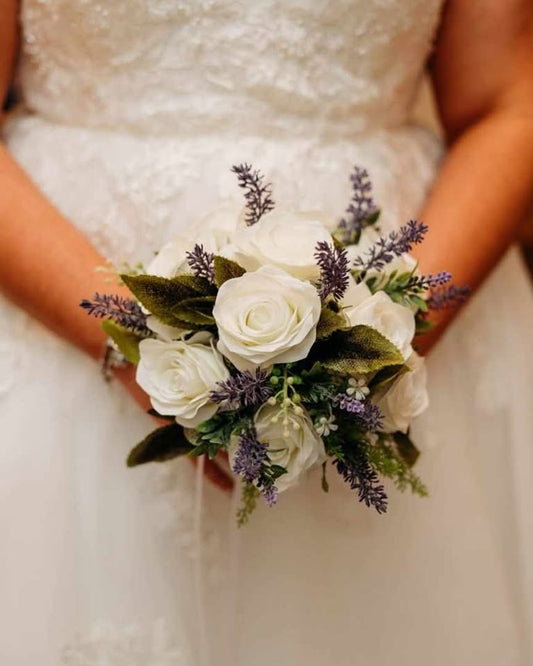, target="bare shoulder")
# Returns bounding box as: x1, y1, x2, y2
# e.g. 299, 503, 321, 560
431, 0, 533, 137
0, 0, 19, 105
